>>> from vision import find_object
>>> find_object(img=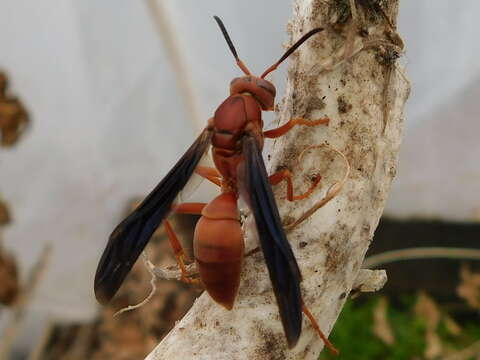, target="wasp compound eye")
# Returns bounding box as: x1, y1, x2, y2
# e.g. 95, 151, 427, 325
256, 78, 276, 97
